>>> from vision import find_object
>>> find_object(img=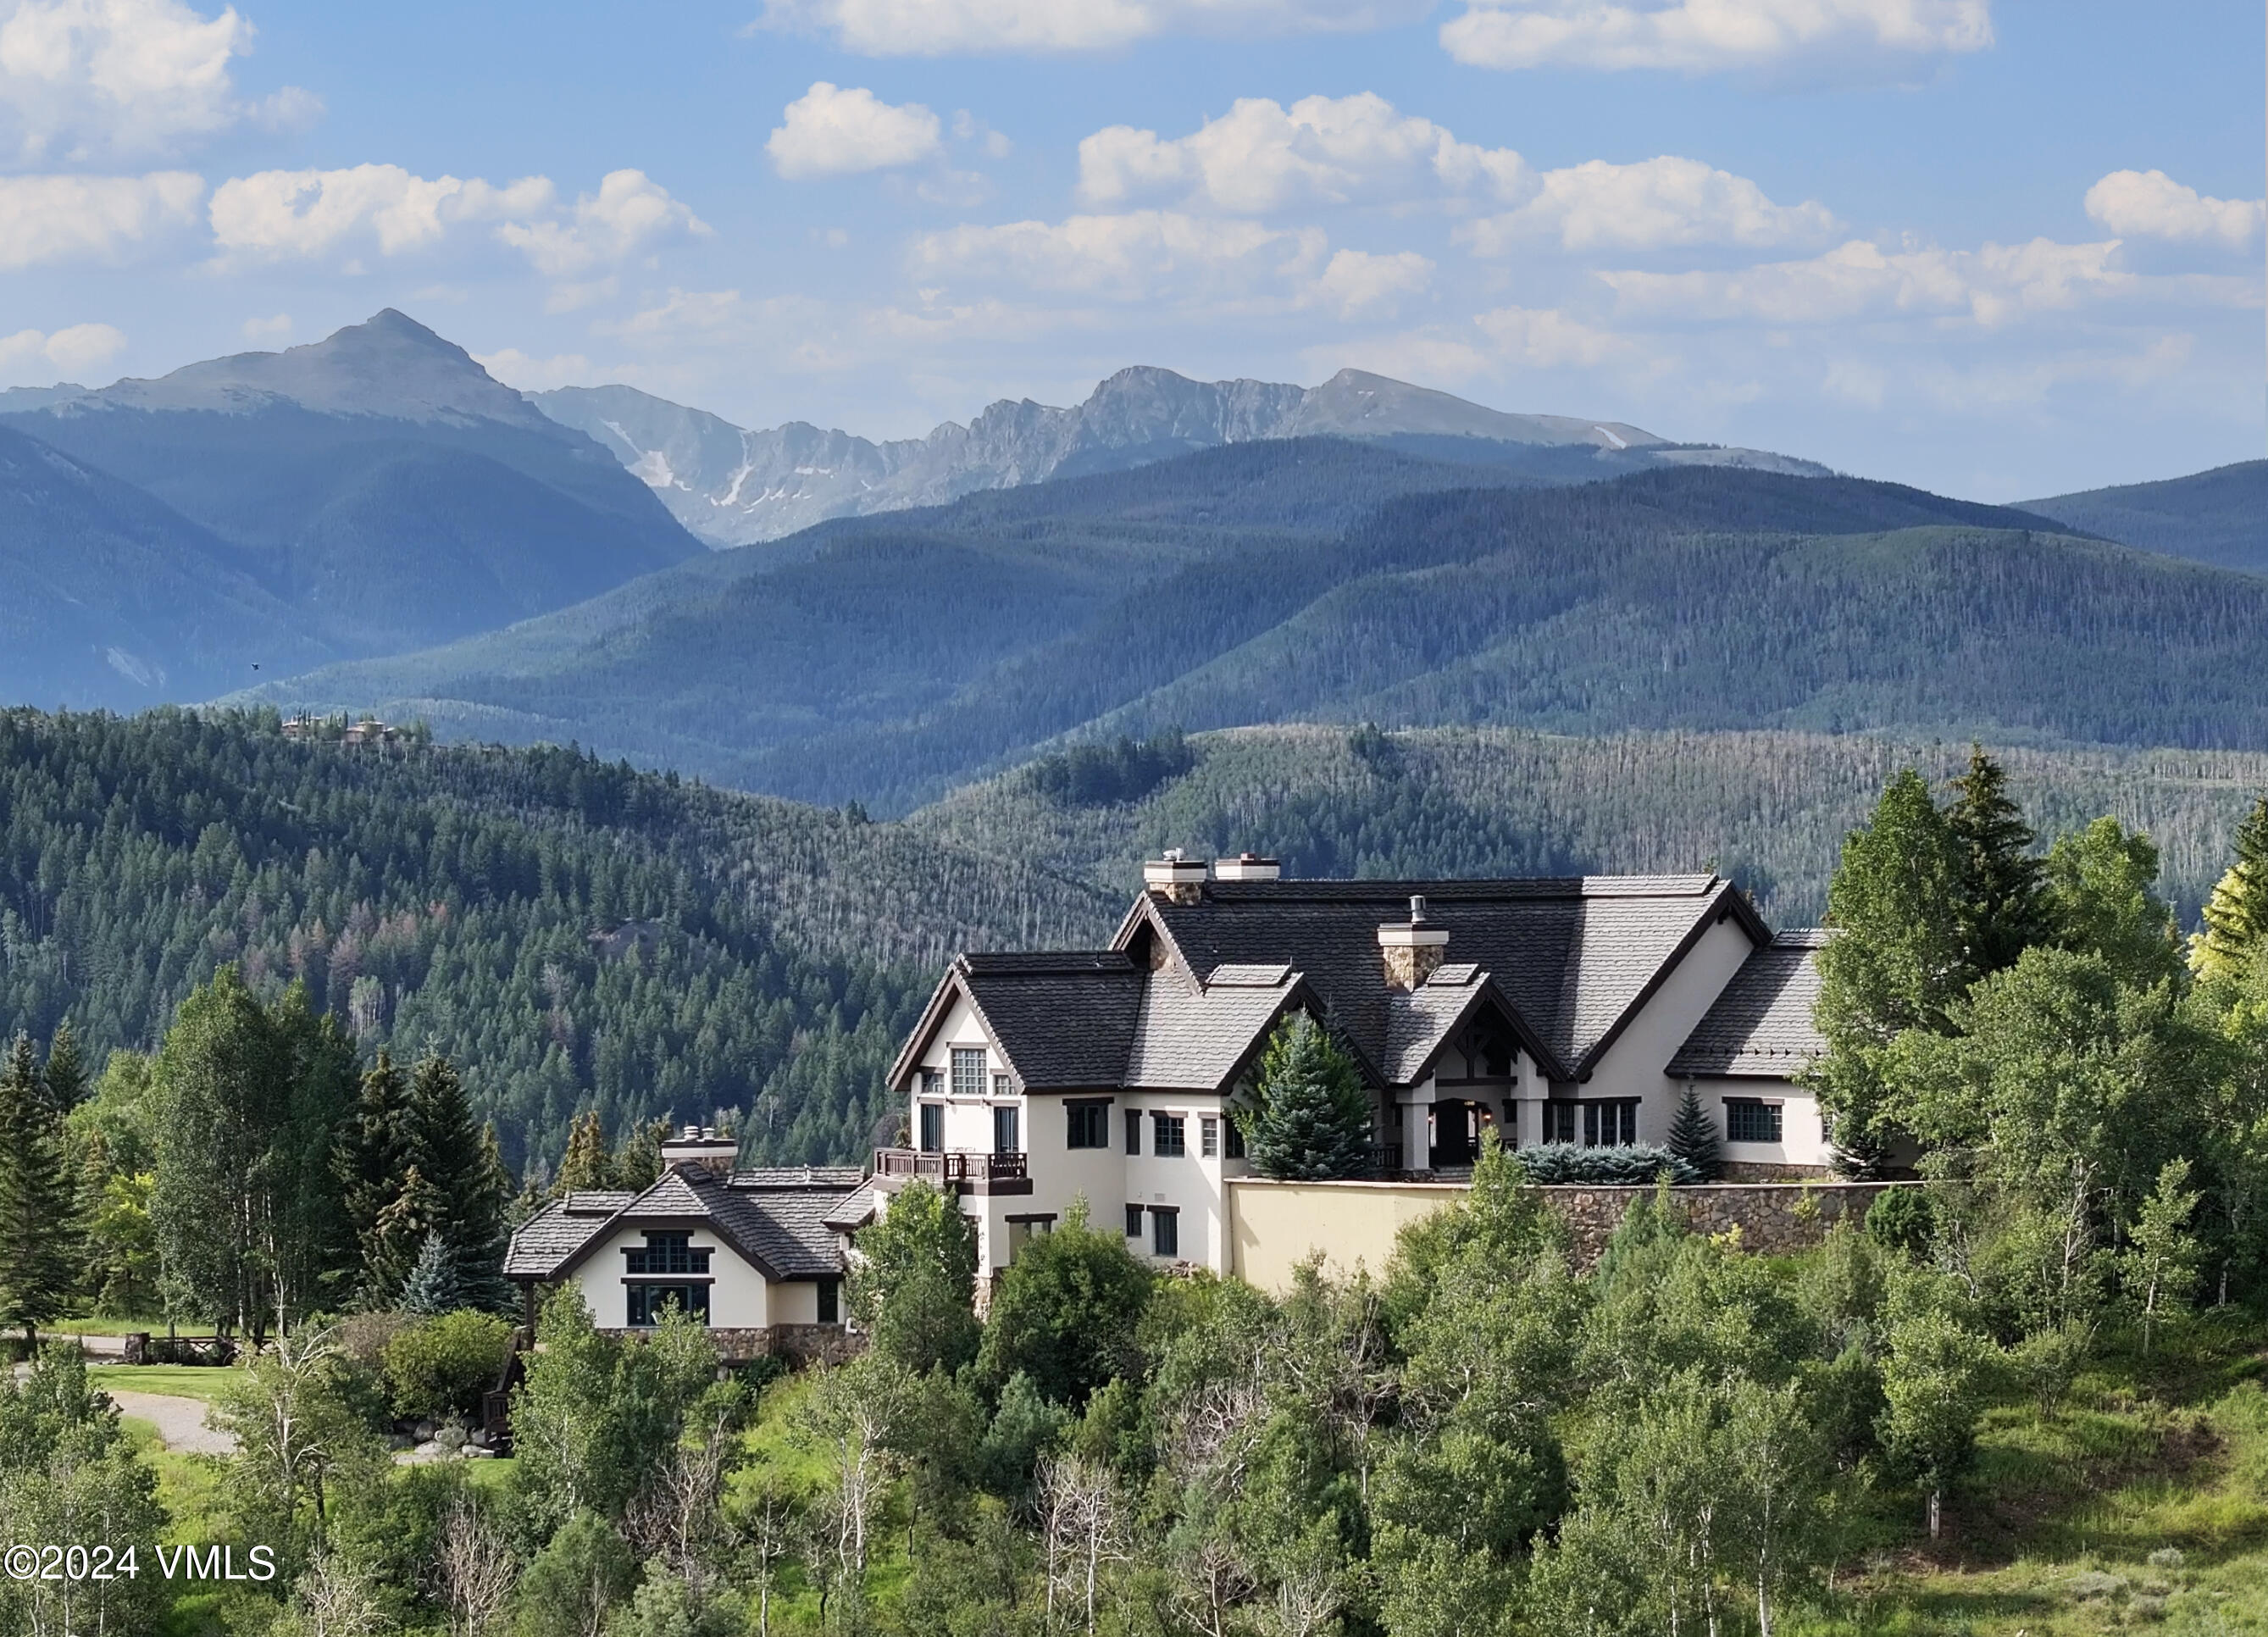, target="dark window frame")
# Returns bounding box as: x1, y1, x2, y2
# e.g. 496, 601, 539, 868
918, 1102, 945, 1153
816, 1277, 840, 1323
1151, 1206, 1179, 1259
1224, 1118, 1245, 1160
624, 1232, 712, 1276
1125, 1203, 1144, 1238
993, 1103, 1021, 1155
1125, 1109, 1143, 1156
1153, 1113, 1187, 1157
626, 1283, 711, 1327
1066, 1102, 1108, 1150
1725, 1098, 1784, 1145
